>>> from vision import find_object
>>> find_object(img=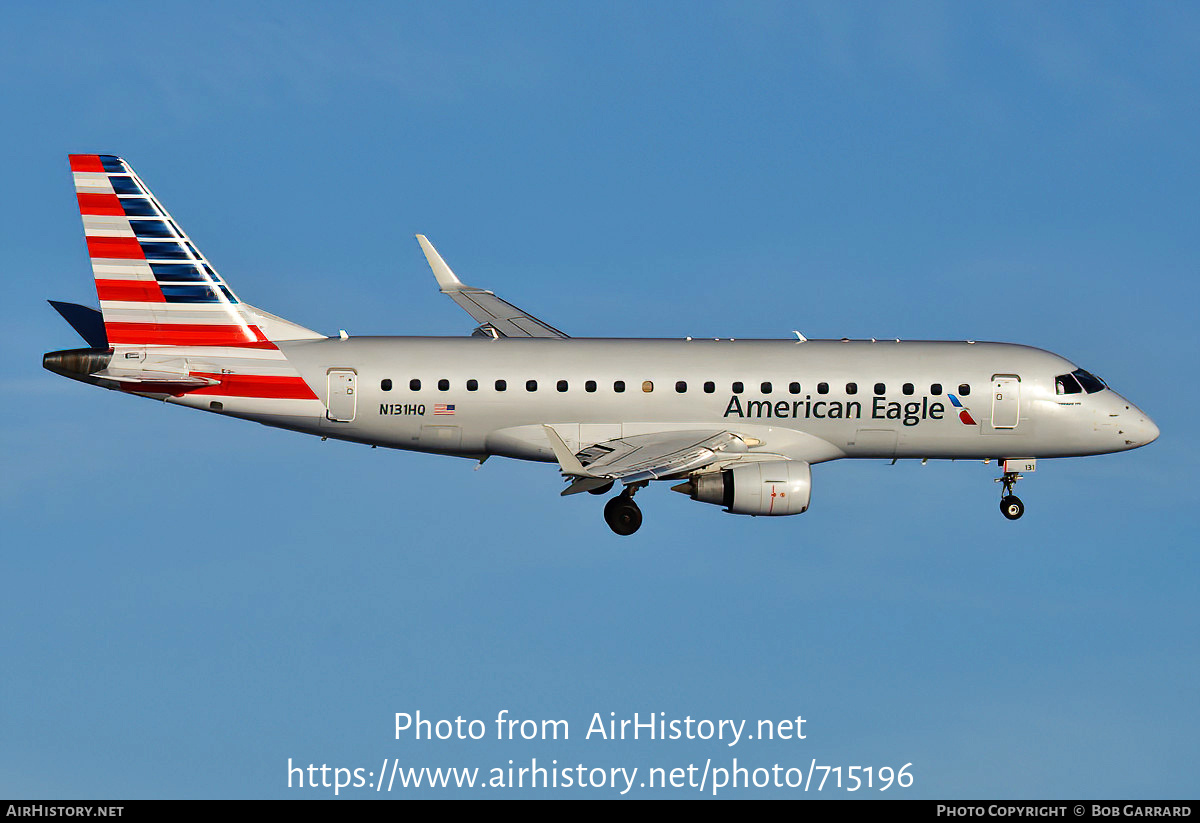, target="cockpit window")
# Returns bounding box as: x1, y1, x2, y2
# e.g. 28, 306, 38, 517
1056, 374, 1082, 395
1072, 369, 1106, 393
1056, 369, 1106, 395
